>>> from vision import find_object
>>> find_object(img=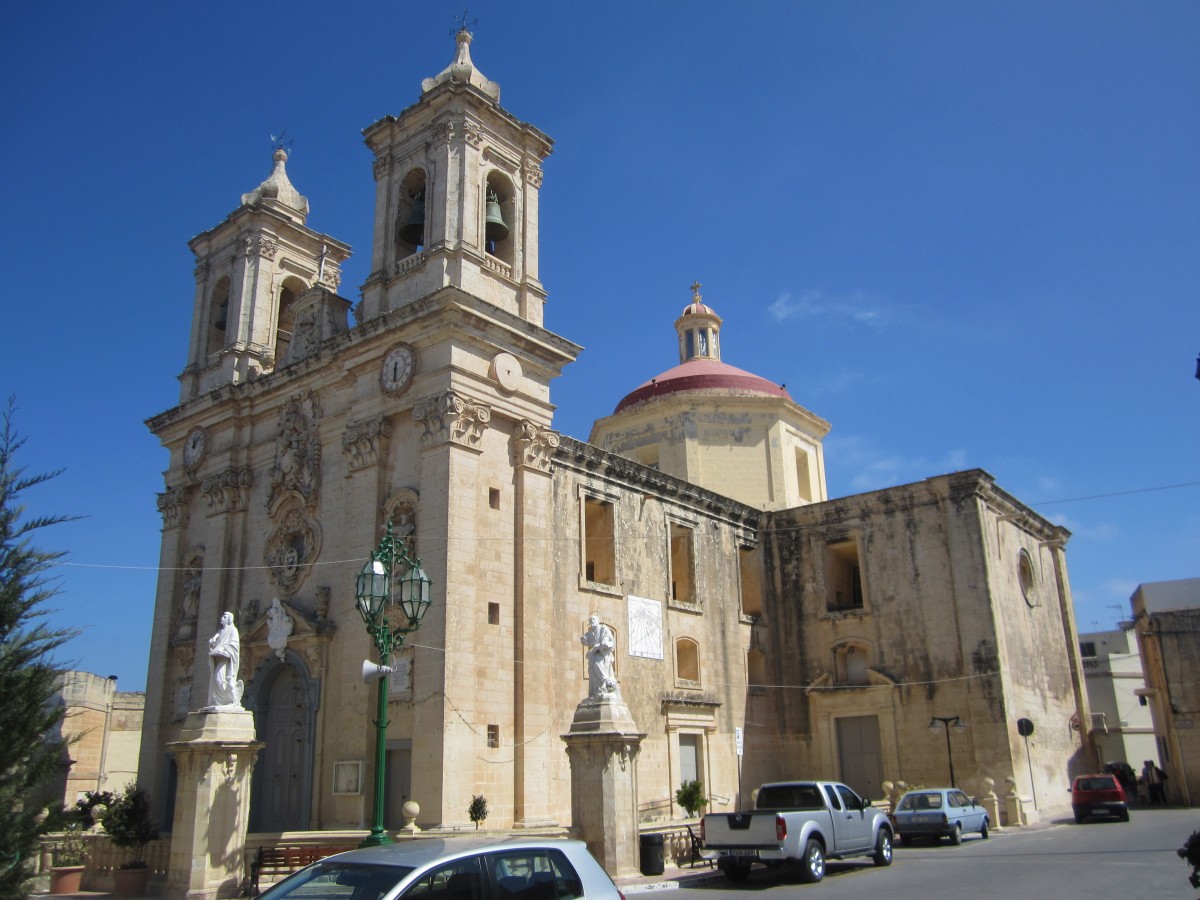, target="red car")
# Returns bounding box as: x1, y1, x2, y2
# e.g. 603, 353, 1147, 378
1071, 773, 1129, 823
